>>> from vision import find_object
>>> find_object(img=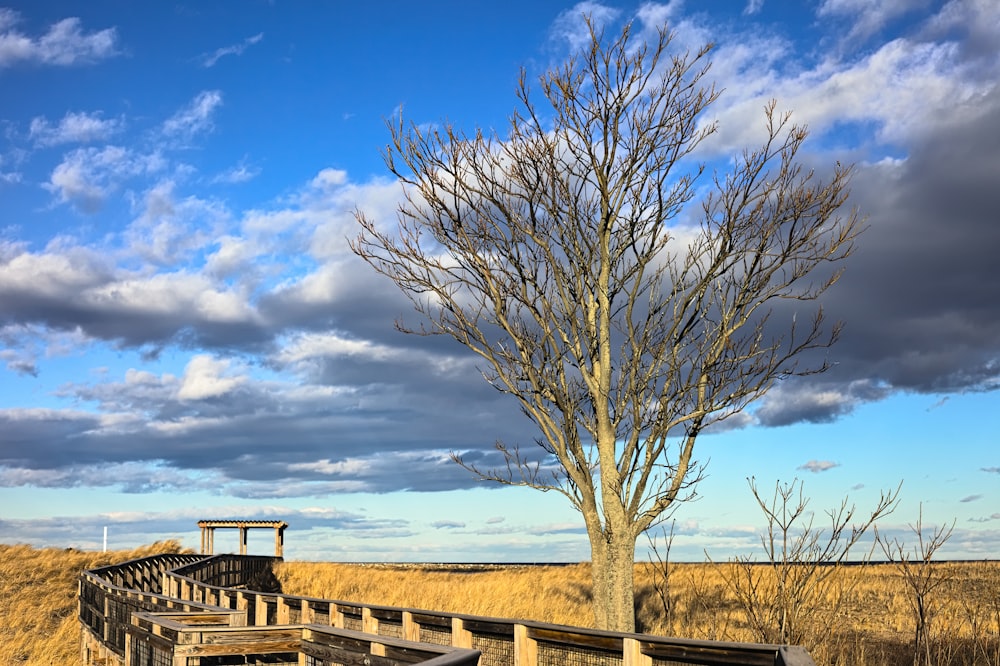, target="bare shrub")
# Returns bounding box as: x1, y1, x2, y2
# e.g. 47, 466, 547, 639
714, 477, 899, 650
877, 505, 955, 666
